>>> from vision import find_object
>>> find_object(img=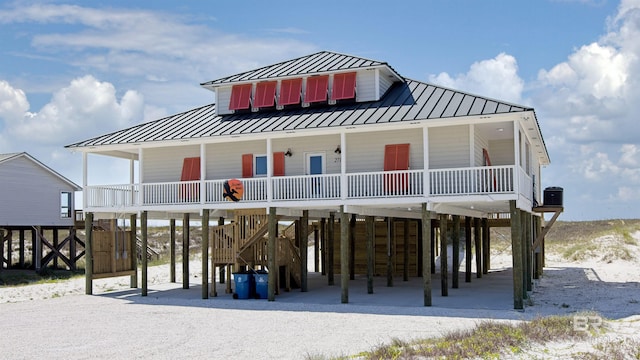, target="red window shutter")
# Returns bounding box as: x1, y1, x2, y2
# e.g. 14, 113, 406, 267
383, 144, 410, 193
304, 75, 329, 103
253, 81, 277, 108
242, 154, 253, 178
273, 152, 285, 176
331, 72, 357, 100
383, 145, 397, 171
181, 157, 201, 181
395, 144, 410, 170
278, 78, 302, 106
229, 84, 252, 110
